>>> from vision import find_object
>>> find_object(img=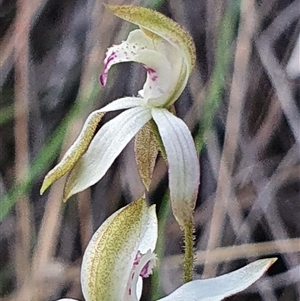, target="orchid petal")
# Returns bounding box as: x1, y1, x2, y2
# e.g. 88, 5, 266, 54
158, 258, 277, 301
137, 204, 157, 254
151, 108, 199, 228
106, 5, 196, 106
40, 111, 105, 195
81, 197, 157, 301
130, 204, 157, 301
63, 107, 151, 201
106, 5, 195, 72
40, 97, 143, 196
134, 122, 159, 190
100, 29, 173, 101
